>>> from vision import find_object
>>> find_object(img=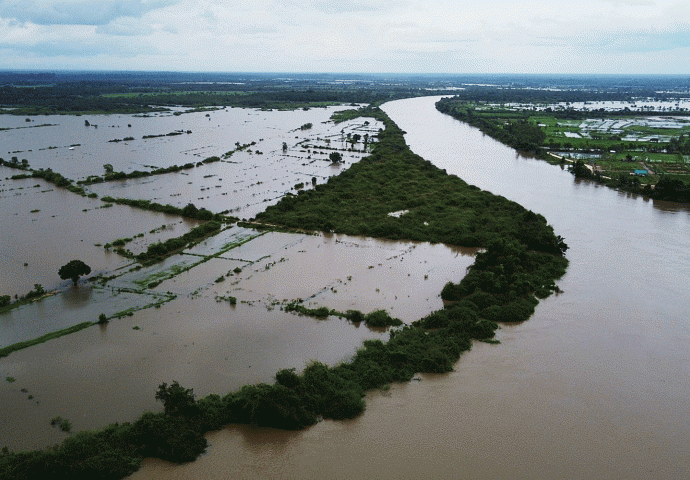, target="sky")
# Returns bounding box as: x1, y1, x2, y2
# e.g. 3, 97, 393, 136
1, 0, 689, 74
